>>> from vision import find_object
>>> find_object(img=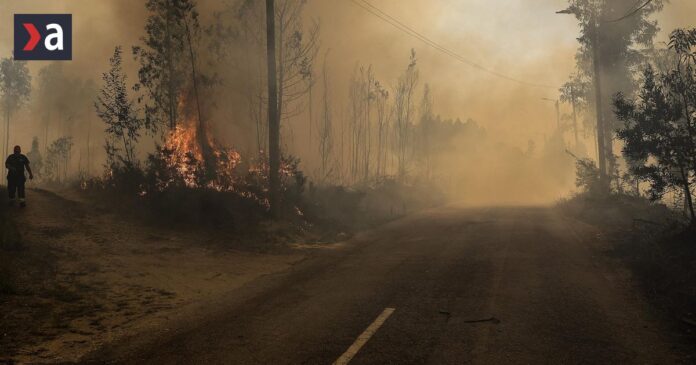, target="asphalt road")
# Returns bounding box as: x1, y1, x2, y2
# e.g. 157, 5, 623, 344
86, 206, 684, 364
